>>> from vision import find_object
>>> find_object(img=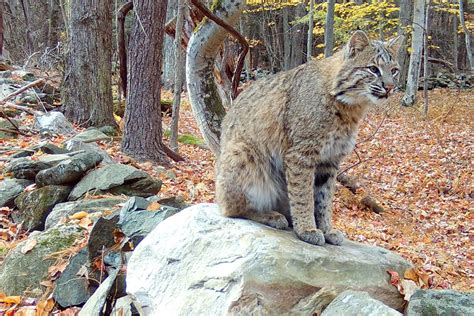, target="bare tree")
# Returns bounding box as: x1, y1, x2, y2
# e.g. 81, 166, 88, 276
170, 0, 187, 152
186, 0, 246, 155
122, 0, 169, 162
423, 0, 431, 116
307, 0, 314, 61
398, 0, 414, 87
324, 0, 335, 57
401, 0, 426, 107
62, 0, 116, 127
459, 0, 473, 71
